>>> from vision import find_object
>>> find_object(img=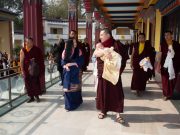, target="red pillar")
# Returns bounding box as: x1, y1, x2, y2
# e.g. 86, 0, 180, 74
85, 13, 92, 53
94, 11, 100, 44
84, 0, 93, 55
23, 0, 43, 51
23, 0, 45, 92
68, 0, 78, 34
